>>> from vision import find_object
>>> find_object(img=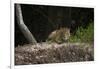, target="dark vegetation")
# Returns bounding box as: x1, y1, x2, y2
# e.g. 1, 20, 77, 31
15, 4, 94, 65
